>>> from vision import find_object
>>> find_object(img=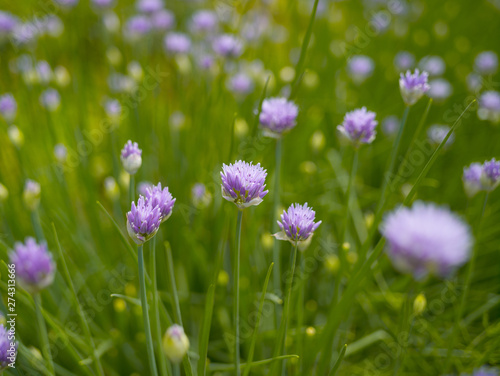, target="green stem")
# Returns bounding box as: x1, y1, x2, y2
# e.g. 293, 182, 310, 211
151, 237, 169, 376
35, 294, 54, 374
138, 245, 159, 376
444, 192, 489, 373
173, 364, 180, 376
31, 209, 45, 242
272, 242, 299, 374
129, 174, 135, 205
234, 210, 243, 376
272, 138, 283, 325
